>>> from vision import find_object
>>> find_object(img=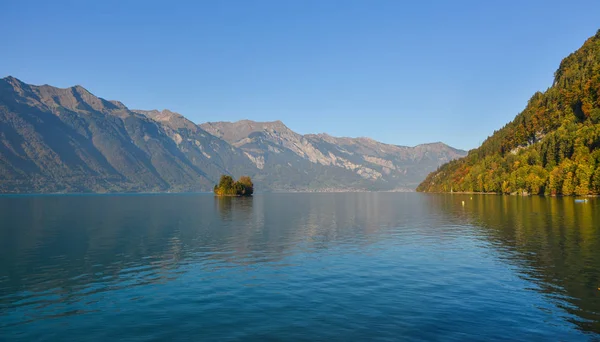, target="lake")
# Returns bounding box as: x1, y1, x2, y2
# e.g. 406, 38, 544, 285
0, 193, 599, 341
